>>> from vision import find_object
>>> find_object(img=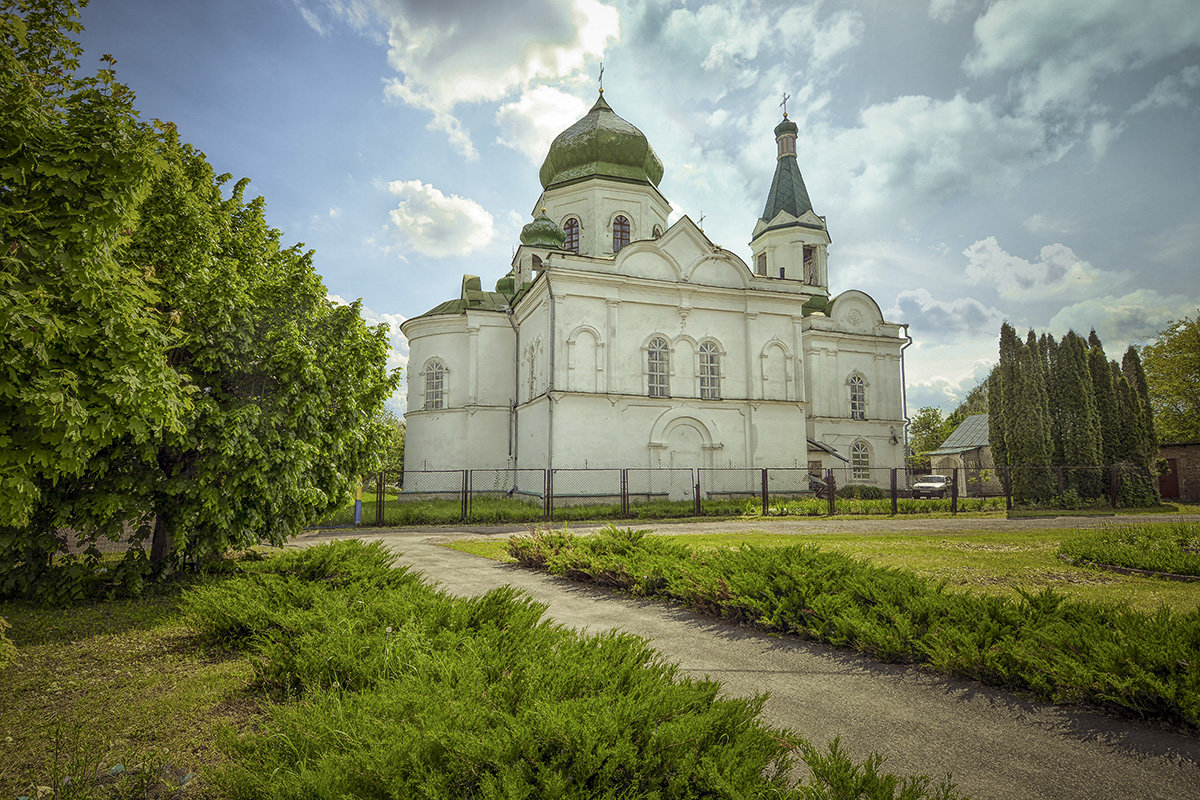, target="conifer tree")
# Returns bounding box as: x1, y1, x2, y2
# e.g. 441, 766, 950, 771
1121, 346, 1156, 459
988, 323, 1021, 493
1054, 331, 1103, 496
1088, 339, 1119, 467
1010, 336, 1054, 501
